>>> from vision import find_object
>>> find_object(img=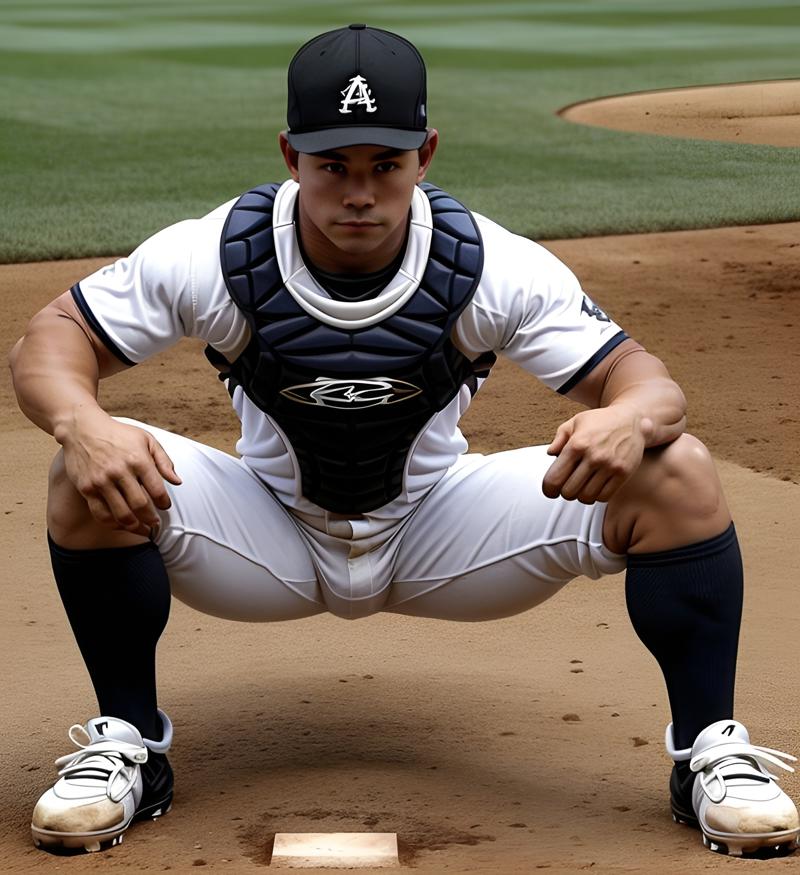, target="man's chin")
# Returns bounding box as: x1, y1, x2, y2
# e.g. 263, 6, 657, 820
330, 235, 386, 257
